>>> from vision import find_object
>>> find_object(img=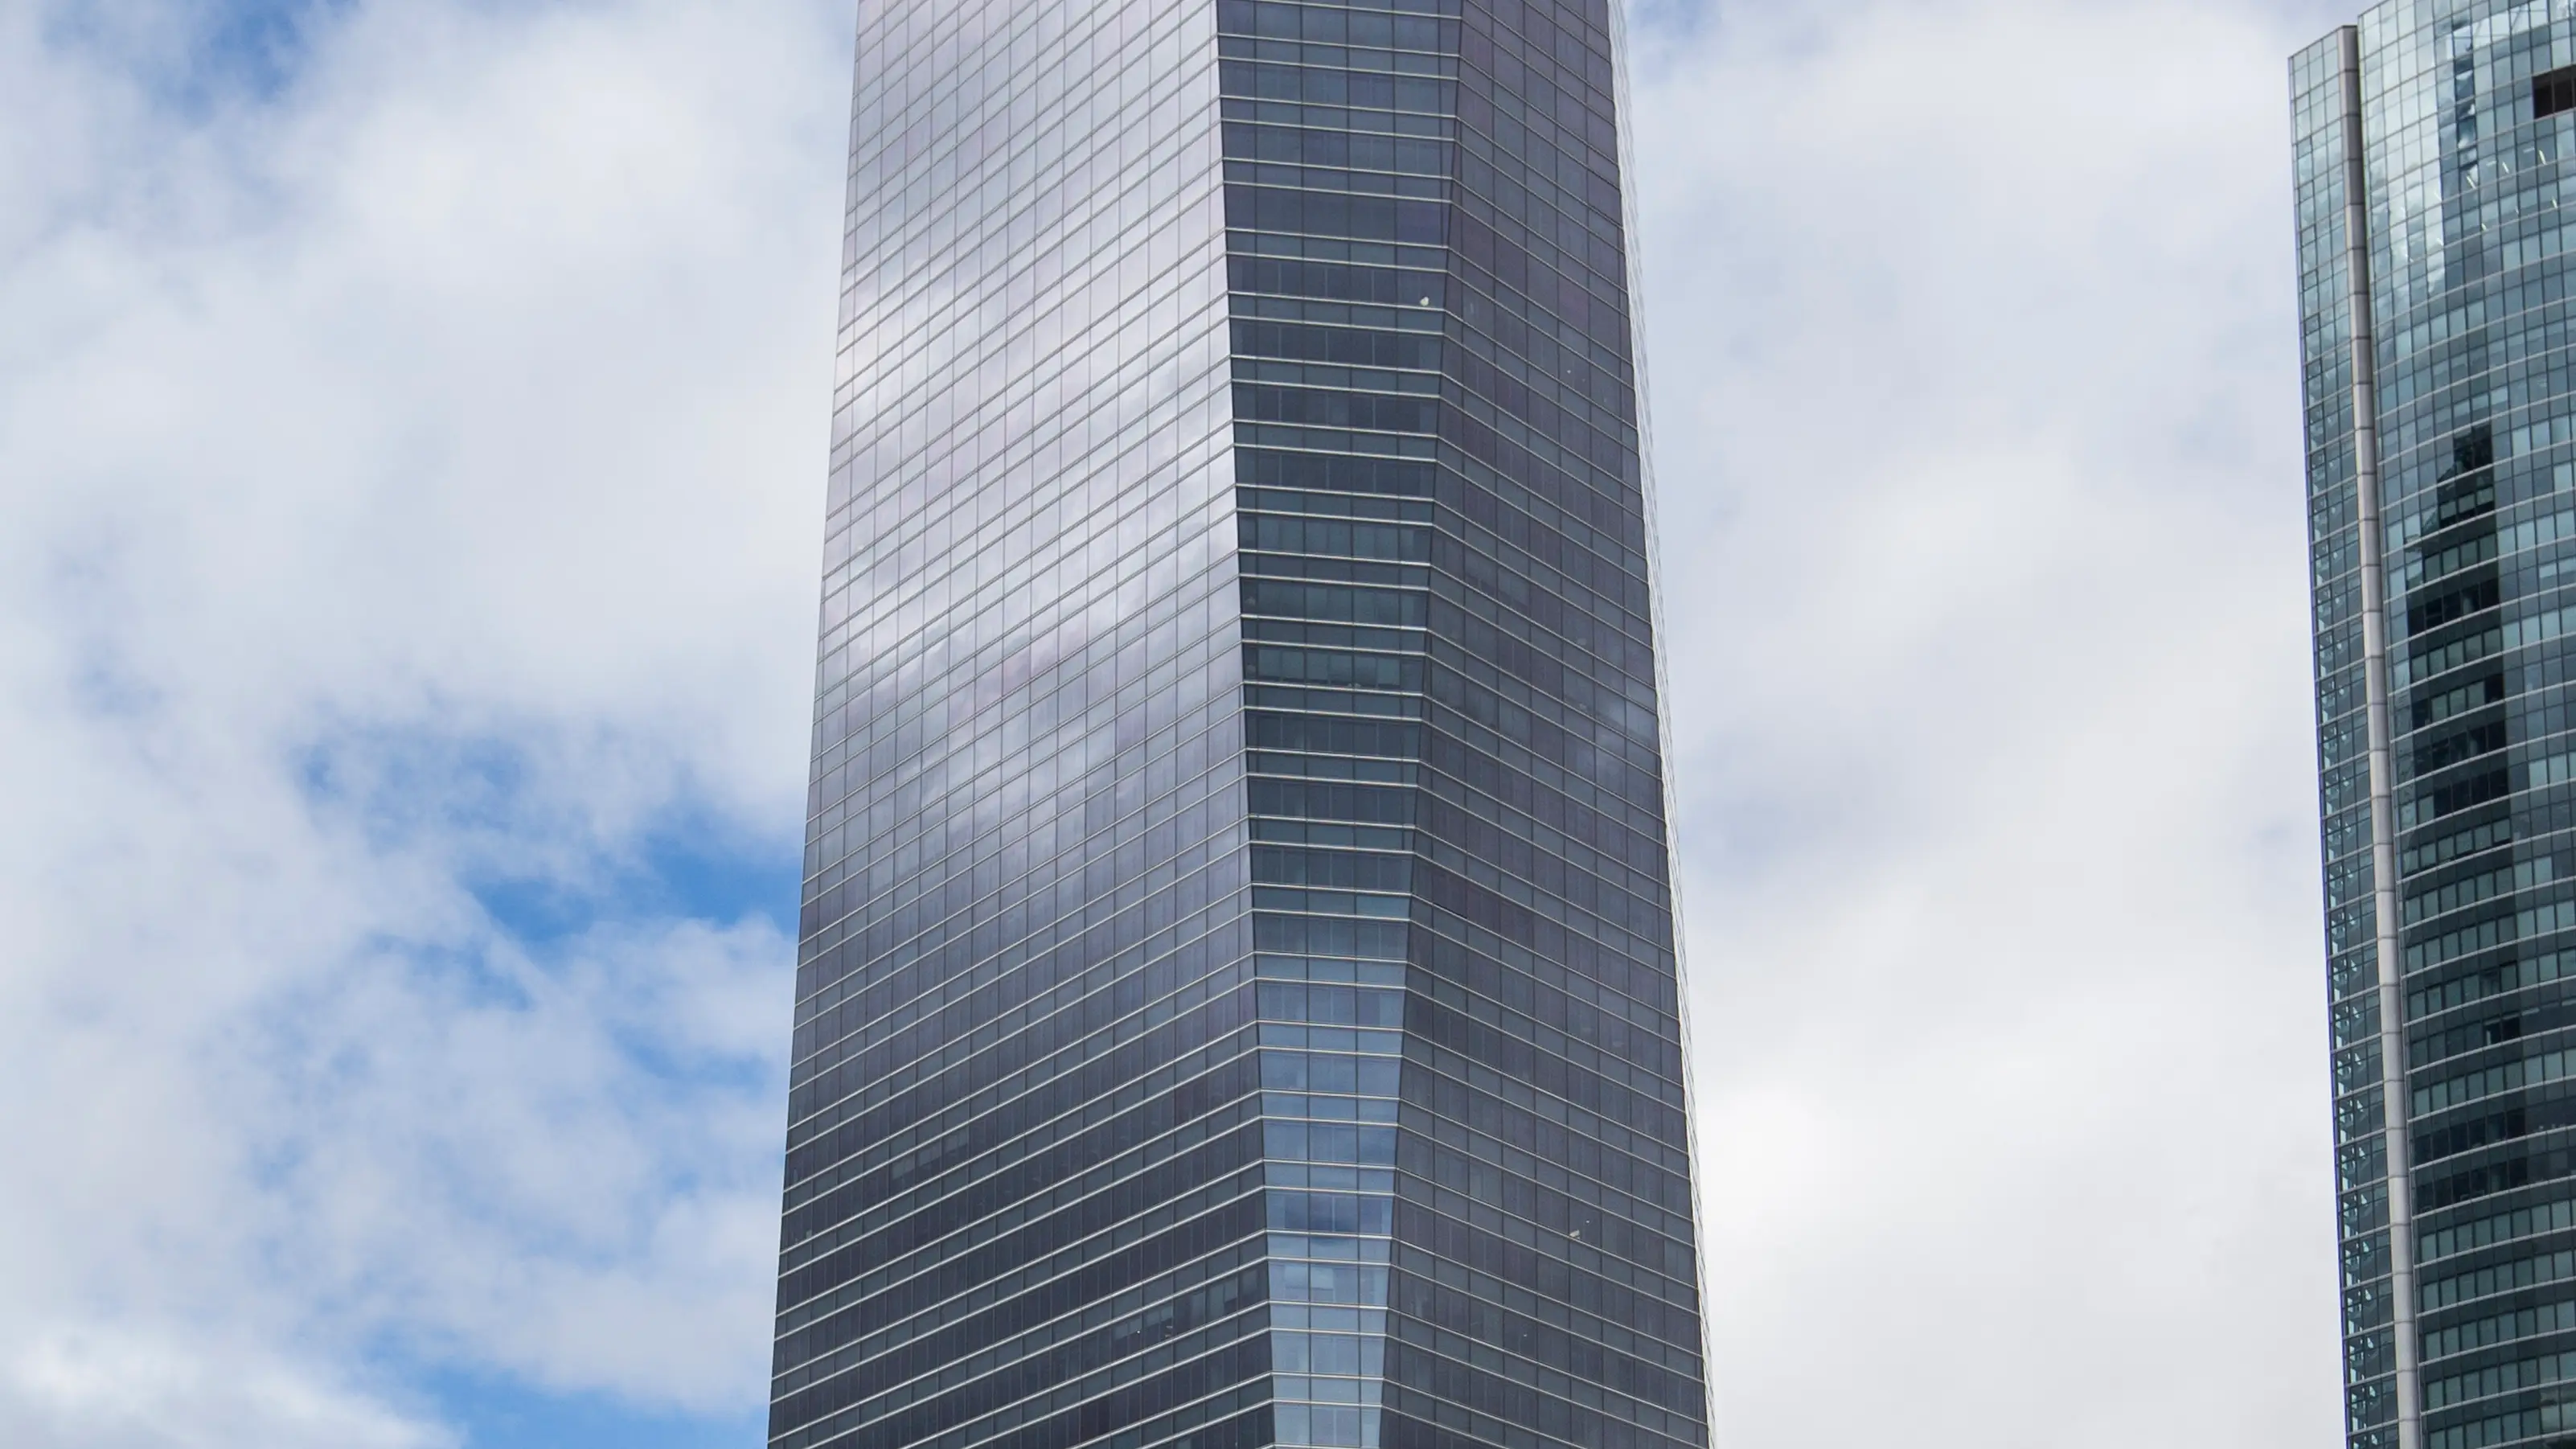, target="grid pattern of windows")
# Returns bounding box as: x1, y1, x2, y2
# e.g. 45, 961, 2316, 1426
777, 3, 1265, 1448
2299, 6, 2576, 1448
1217, 2, 1705, 1447
775, 3, 1708, 1448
